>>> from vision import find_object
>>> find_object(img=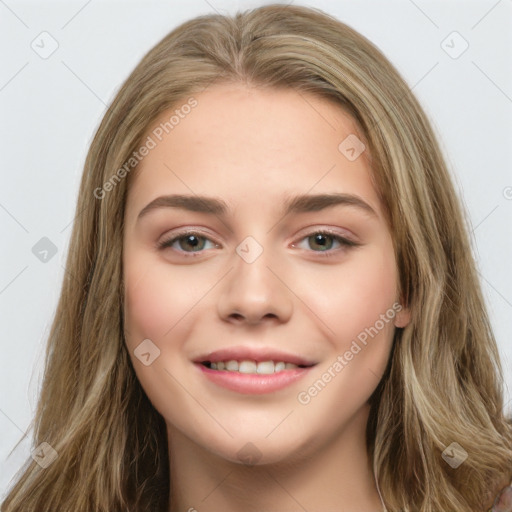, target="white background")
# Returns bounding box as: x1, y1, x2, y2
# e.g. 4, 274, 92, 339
1, 0, 511, 500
